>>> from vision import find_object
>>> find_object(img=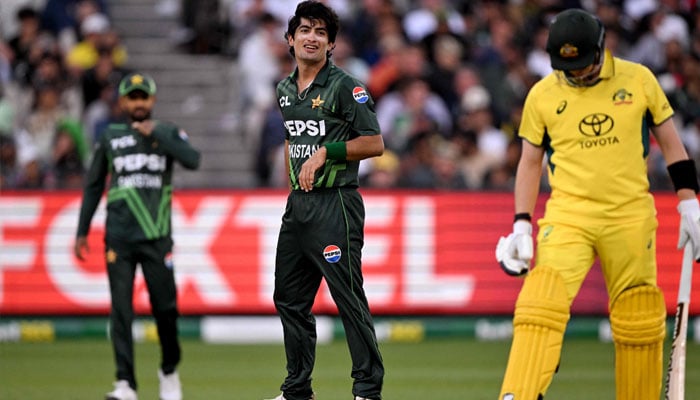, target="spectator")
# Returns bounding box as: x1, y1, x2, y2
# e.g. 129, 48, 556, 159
332, 32, 370, 83
397, 130, 438, 188
425, 34, 466, 115
363, 149, 401, 189
7, 7, 42, 86
24, 79, 73, 166
47, 117, 87, 189
376, 76, 452, 154
41, 0, 109, 55
80, 39, 127, 108
451, 129, 500, 190
237, 12, 286, 147
402, 0, 466, 43
456, 85, 509, 160
65, 13, 127, 74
